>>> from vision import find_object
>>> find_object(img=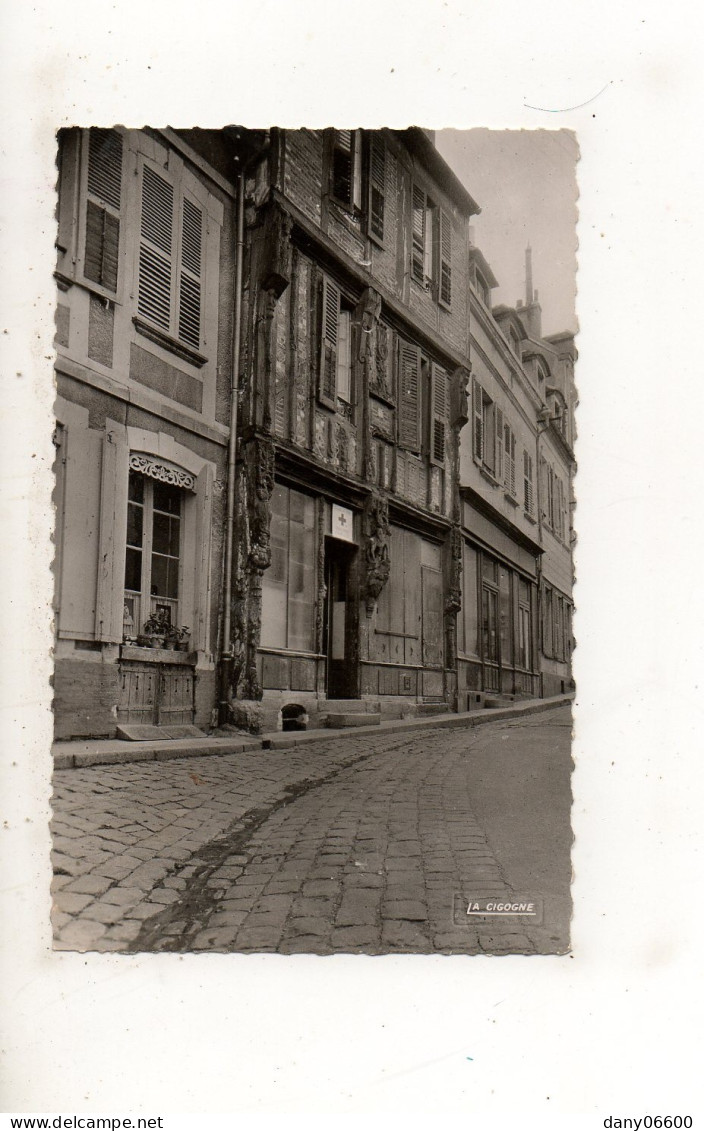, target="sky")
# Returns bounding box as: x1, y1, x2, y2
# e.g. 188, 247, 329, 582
436, 129, 579, 337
